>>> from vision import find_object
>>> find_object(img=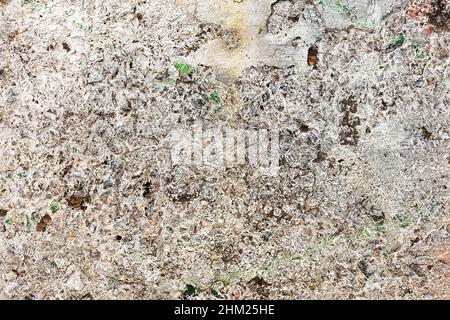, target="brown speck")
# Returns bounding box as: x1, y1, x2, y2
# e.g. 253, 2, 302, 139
143, 182, 151, 197
307, 46, 319, 68
0, 209, 7, 217
313, 151, 327, 163
369, 210, 385, 222
270, 72, 280, 82
436, 47, 449, 60
287, 15, 299, 23
143, 180, 159, 198
348, 96, 358, 113
173, 192, 193, 203
80, 293, 93, 300
59, 164, 73, 177
36, 214, 52, 232
410, 236, 420, 246
428, 0, 450, 32
247, 276, 270, 297
339, 96, 360, 146
300, 125, 309, 132
67, 194, 90, 210
248, 276, 269, 287
8, 30, 18, 39
62, 42, 71, 52
421, 127, 432, 140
